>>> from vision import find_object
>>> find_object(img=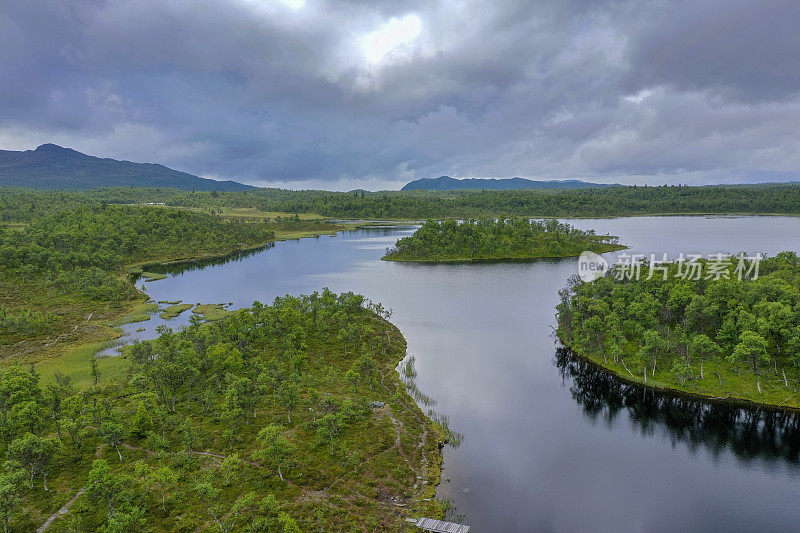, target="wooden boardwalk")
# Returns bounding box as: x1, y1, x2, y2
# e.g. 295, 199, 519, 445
406, 517, 471, 532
